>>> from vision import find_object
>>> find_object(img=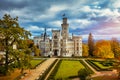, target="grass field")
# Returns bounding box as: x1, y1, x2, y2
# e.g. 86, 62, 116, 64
0, 59, 45, 80
30, 59, 45, 68
54, 60, 85, 79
